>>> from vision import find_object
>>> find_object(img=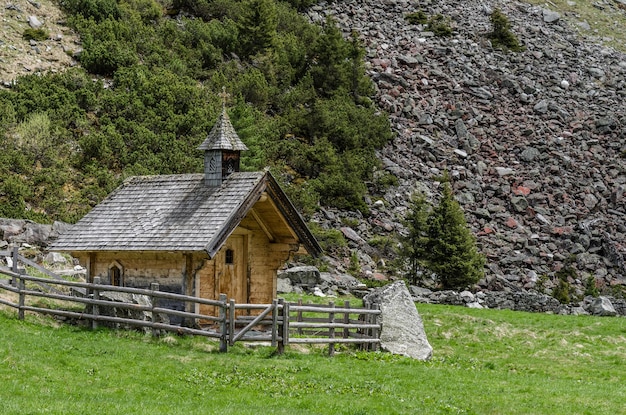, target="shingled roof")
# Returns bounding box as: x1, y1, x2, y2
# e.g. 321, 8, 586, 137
51, 171, 321, 258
